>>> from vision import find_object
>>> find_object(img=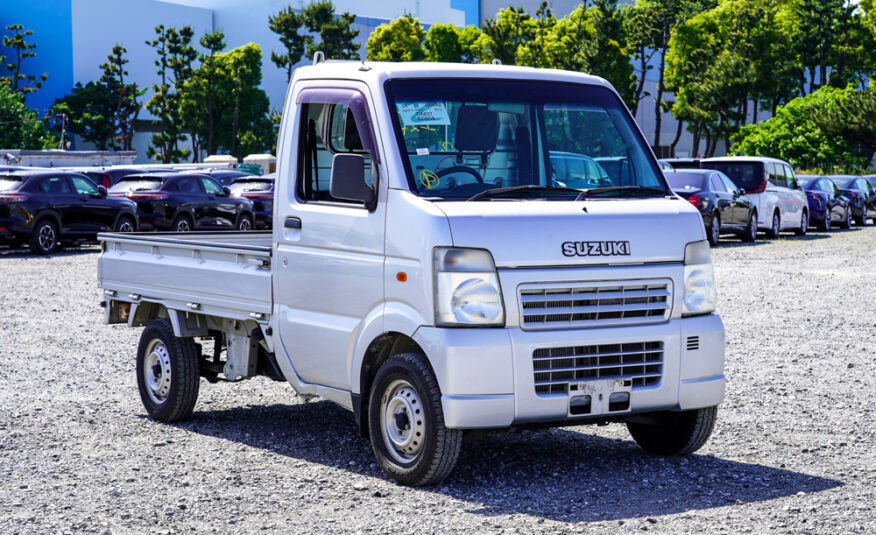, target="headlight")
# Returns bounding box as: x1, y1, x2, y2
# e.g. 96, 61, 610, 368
434, 248, 505, 326
682, 240, 717, 316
